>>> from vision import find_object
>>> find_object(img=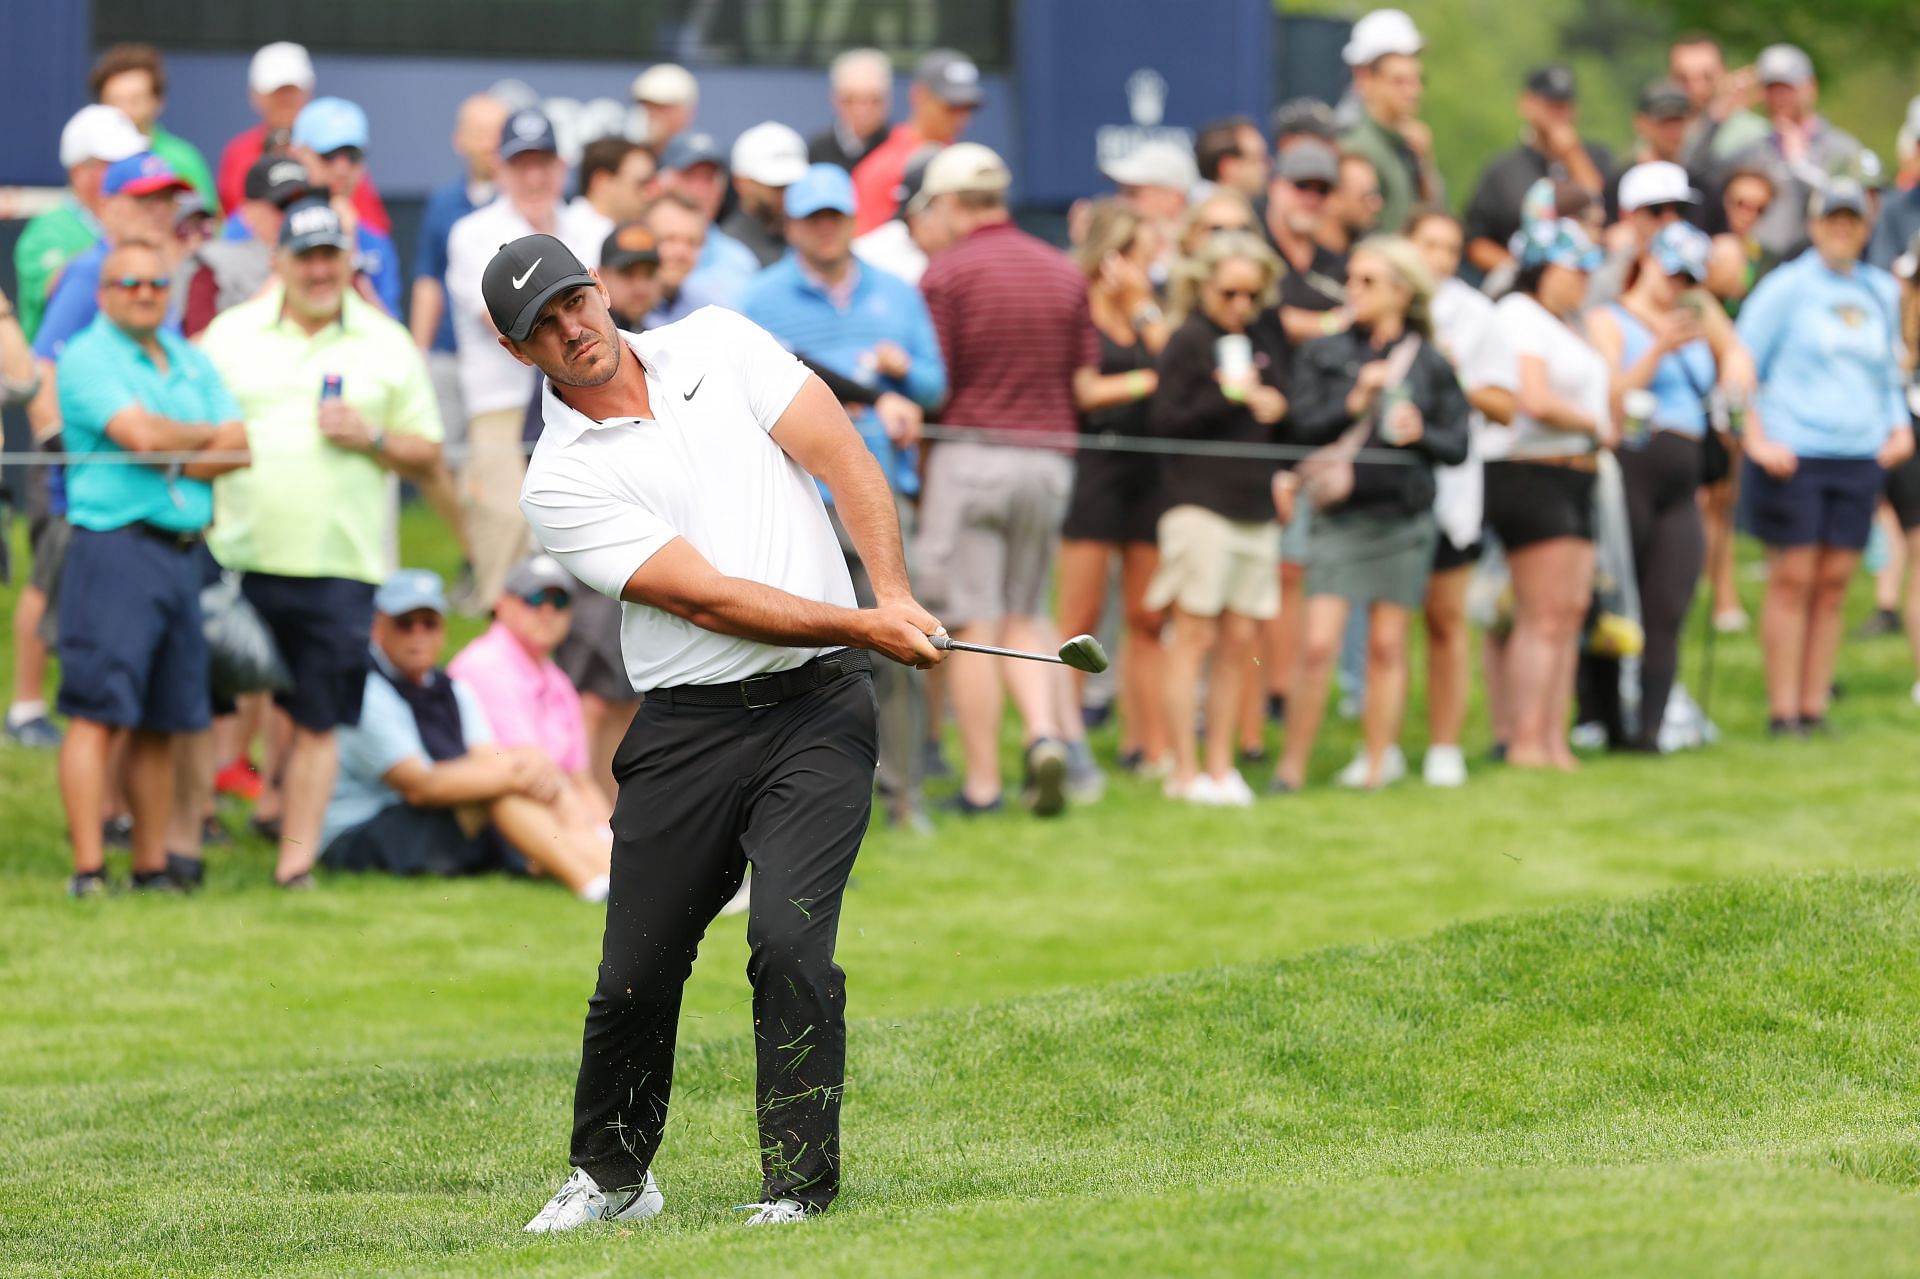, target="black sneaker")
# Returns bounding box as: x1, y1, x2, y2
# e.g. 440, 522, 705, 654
1238, 745, 1269, 765
249, 814, 284, 843
166, 853, 206, 890
131, 870, 181, 893
201, 816, 232, 846
68, 870, 110, 898
1022, 738, 1068, 817
1767, 716, 1805, 739
939, 791, 1003, 816
1852, 608, 1901, 639
102, 814, 134, 848
1266, 693, 1287, 722
1799, 714, 1832, 736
